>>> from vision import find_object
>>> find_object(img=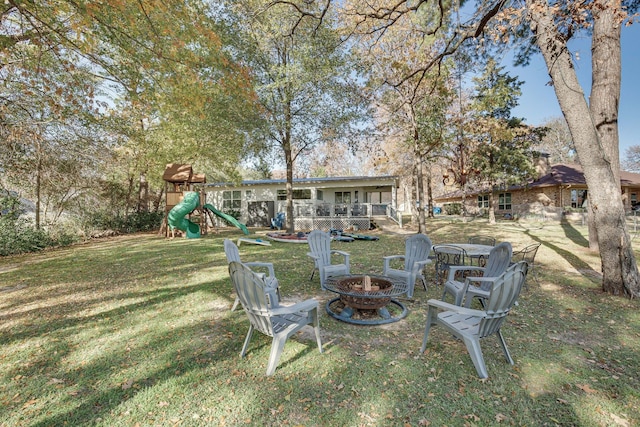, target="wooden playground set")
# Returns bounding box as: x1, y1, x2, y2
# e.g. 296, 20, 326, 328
160, 163, 249, 239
